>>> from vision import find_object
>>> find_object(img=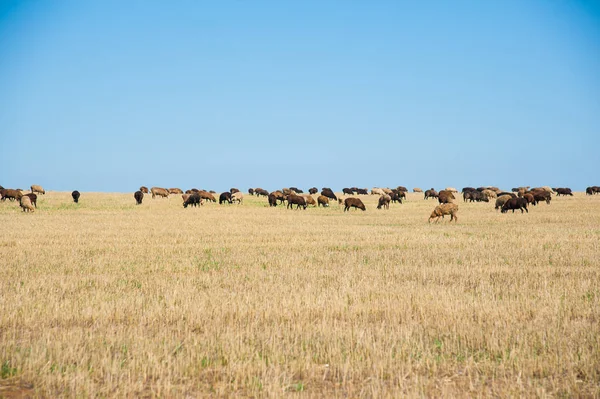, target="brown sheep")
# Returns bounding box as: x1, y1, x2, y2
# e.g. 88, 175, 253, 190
382, 188, 393, 195
495, 195, 513, 211
344, 197, 366, 212
317, 195, 329, 207
271, 190, 286, 204
0, 189, 23, 202
371, 188, 385, 196
20, 195, 35, 212
445, 187, 458, 193
151, 187, 169, 199
413, 187, 423, 193
424, 189, 438, 200
429, 203, 458, 223
169, 188, 183, 194
268, 193, 278, 207
286, 194, 307, 210
377, 194, 391, 210
140, 186, 149, 194
302, 194, 316, 207
134, 191, 144, 205
230, 188, 240, 194
523, 193, 535, 205
30, 185, 45, 195
71, 190, 80, 203
198, 190, 216, 203
438, 190, 455, 204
